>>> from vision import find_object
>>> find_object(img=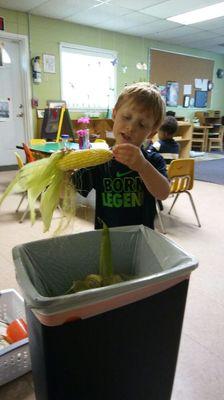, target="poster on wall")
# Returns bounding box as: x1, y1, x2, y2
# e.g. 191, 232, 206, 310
43, 54, 56, 73
194, 90, 208, 108
183, 95, 190, 108
166, 81, 179, 107
0, 17, 5, 31
0, 100, 10, 121
157, 85, 167, 103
